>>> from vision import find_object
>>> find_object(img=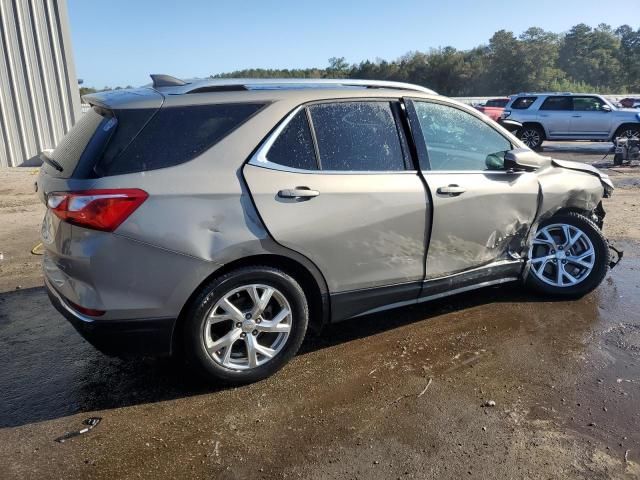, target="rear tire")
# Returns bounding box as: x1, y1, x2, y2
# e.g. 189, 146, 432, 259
525, 212, 609, 298
518, 125, 545, 150
183, 266, 308, 385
